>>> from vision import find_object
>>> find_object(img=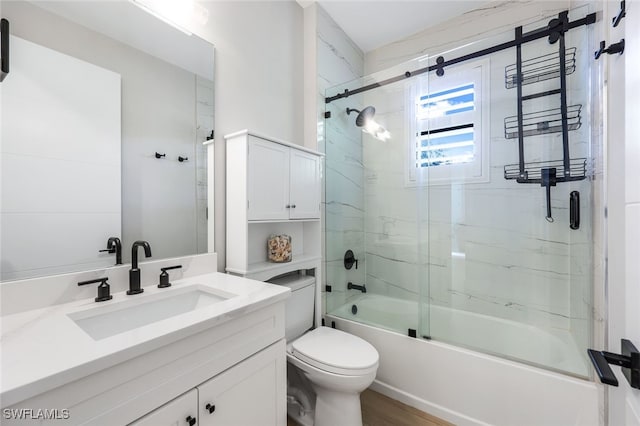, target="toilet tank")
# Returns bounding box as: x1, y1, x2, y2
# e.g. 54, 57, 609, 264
267, 272, 315, 341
